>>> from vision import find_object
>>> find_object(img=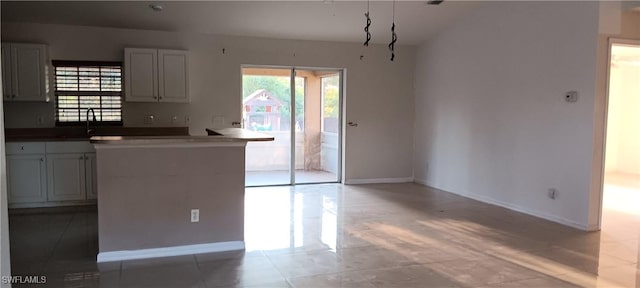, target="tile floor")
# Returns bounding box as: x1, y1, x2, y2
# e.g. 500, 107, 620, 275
8, 181, 640, 287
